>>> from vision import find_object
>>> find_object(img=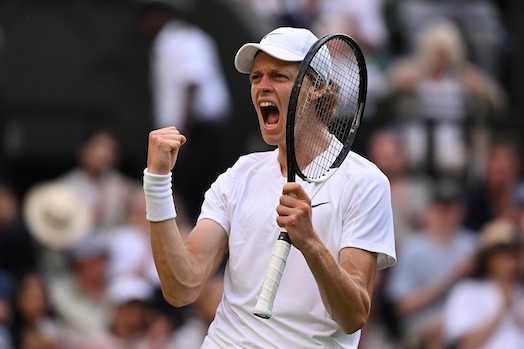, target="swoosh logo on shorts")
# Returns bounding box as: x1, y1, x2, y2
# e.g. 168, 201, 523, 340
312, 202, 330, 208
